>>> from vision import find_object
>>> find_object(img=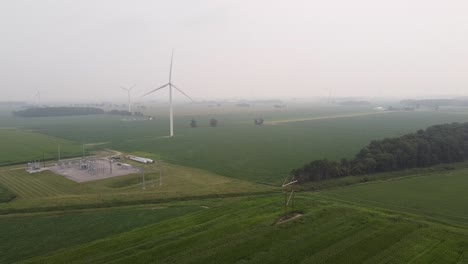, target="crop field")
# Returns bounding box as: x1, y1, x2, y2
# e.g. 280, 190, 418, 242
0, 129, 81, 166
0, 106, 466, 184
19, 195, 468, 264
321, 167, 468, 225
1, 105, 468, 263
0, 204, 203, 263
109, 110, 468, 184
